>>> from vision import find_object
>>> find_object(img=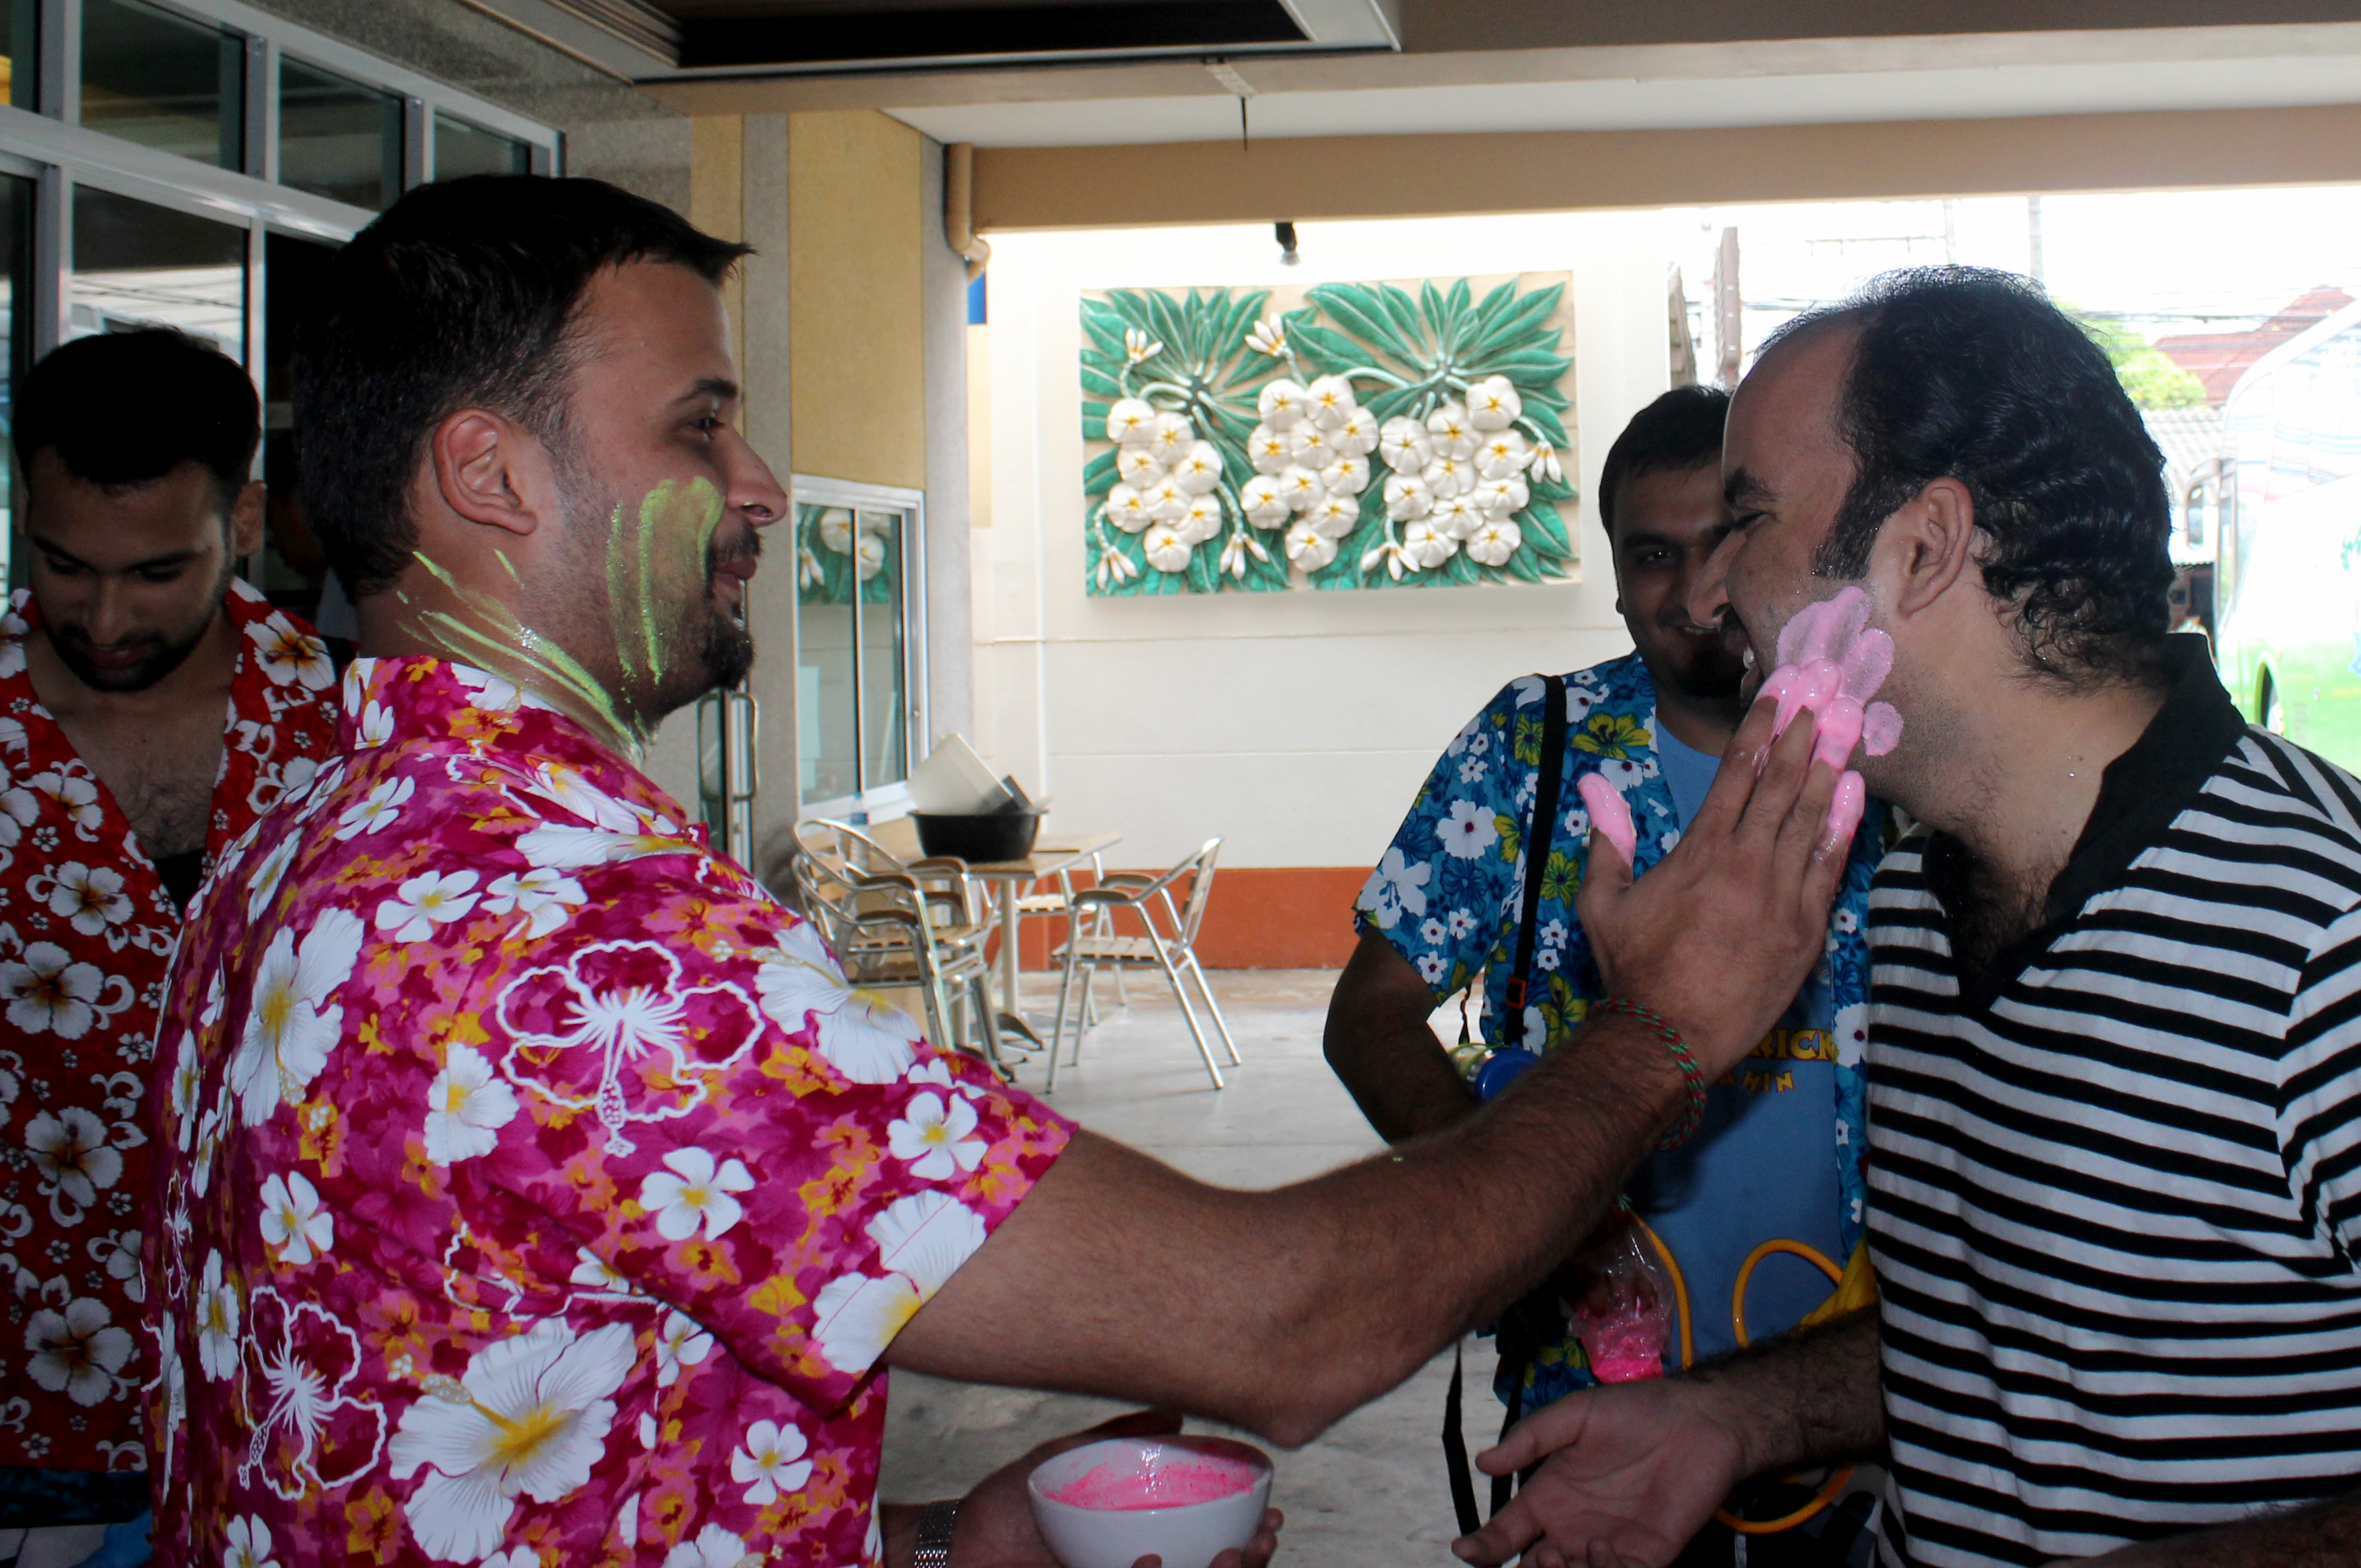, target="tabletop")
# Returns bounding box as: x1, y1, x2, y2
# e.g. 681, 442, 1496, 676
963, 831, 1122, 878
